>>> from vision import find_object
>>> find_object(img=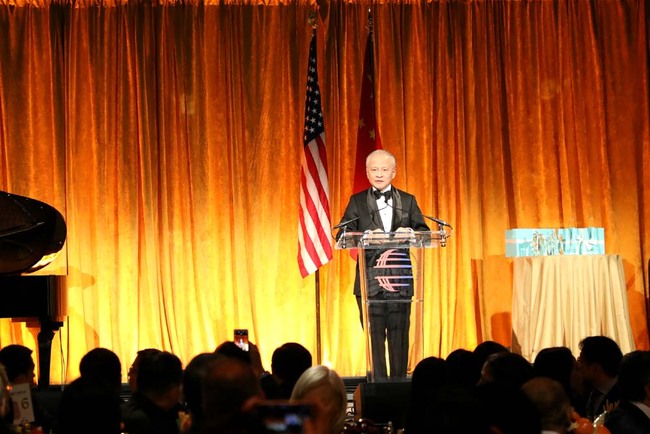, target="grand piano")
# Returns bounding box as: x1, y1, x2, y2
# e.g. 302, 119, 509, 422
0, 191, 67, 389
